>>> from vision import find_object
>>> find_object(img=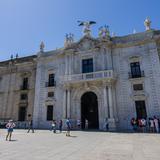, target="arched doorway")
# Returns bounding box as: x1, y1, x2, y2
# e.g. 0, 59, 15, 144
81, 92, 99, 129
